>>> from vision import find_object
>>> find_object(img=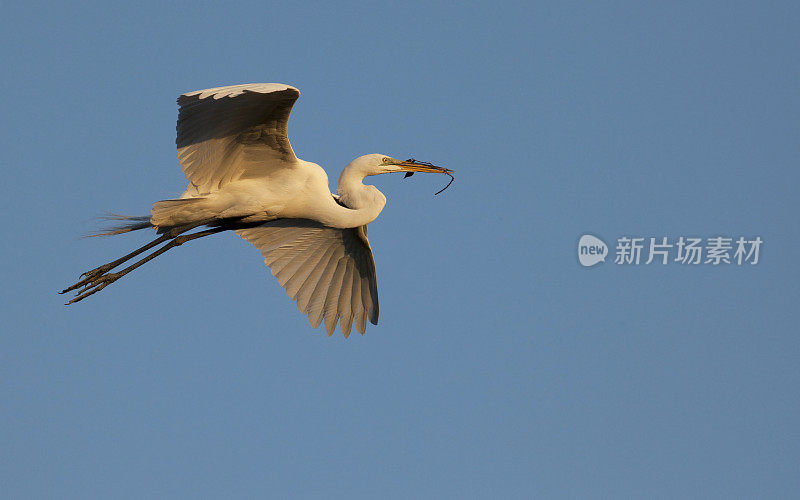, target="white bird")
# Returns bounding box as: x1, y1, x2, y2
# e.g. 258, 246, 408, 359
61, 83, 453, 337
